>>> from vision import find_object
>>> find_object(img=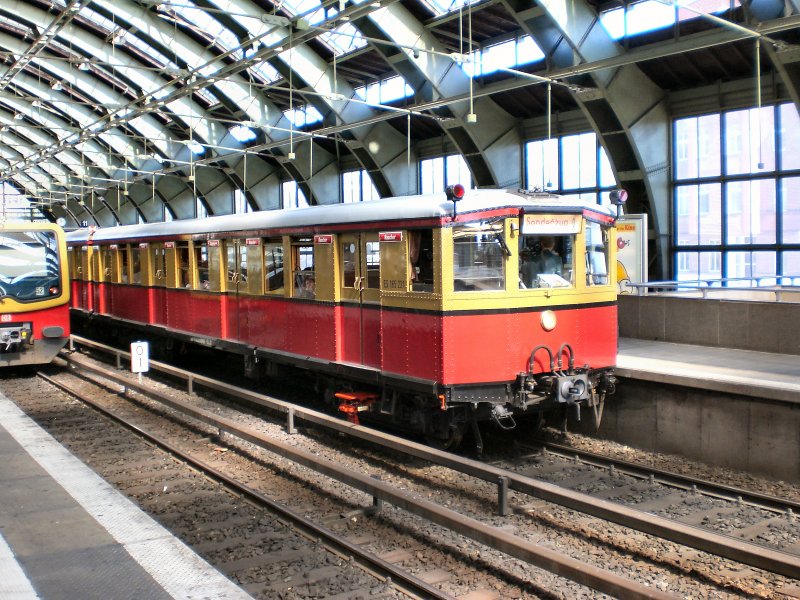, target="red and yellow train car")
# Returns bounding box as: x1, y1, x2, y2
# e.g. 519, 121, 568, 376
66, 189, 619, 445
0, 221, 70, 366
